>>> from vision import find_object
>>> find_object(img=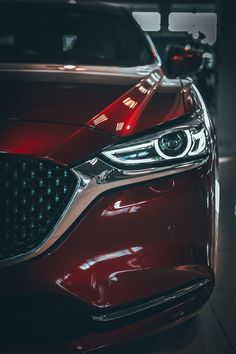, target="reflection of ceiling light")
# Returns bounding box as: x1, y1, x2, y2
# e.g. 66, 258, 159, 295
116, 122, 125, 131
93, 114, 109, 126
147, 78, 155, 86
59, 65, 76, 70
59, 65, 87, 72
75, 67, 87, 71
122, 97, 138, 109
139, 85, 148, 94
63, 65, 76, 70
